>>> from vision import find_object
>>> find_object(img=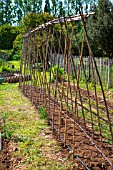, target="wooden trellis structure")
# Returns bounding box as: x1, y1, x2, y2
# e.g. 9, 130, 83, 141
20, 12, 113, 169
